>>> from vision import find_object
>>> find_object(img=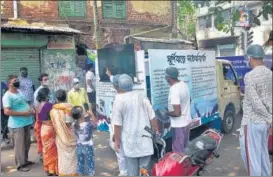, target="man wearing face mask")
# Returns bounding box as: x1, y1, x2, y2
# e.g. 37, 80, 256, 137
2, 75, 35, 172
164, 67, 191, 153
68, 78, 94, 116
33, 73, 54, 108
18, 67, 35, 105
239, 44, 272, 176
